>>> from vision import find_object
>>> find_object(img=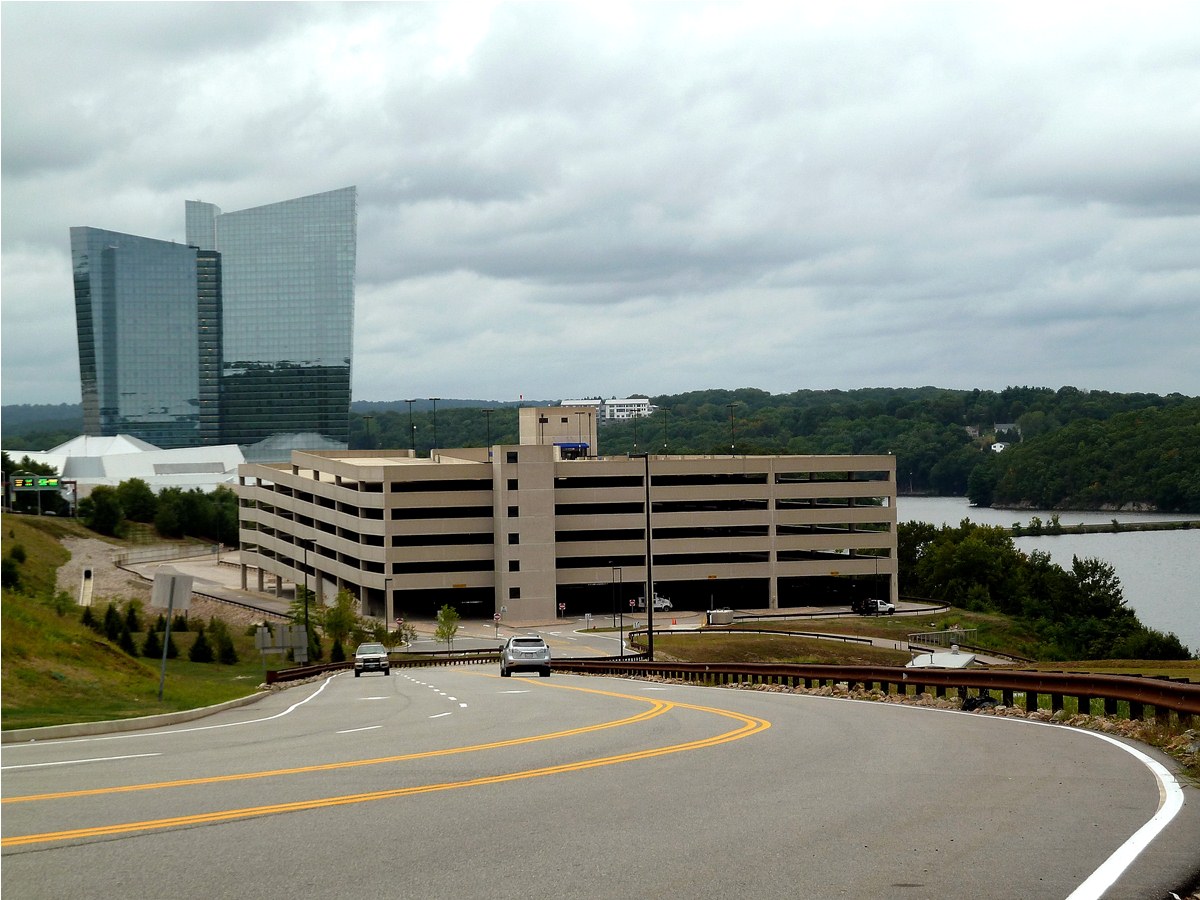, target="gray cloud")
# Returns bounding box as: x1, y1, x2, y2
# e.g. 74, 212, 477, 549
4, 2, 1198, 409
